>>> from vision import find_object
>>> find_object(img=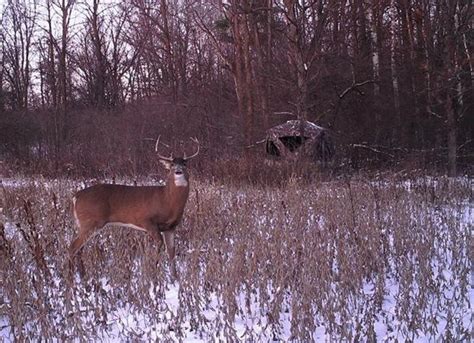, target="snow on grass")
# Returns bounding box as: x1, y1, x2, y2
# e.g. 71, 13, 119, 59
0, 176, 472, 341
